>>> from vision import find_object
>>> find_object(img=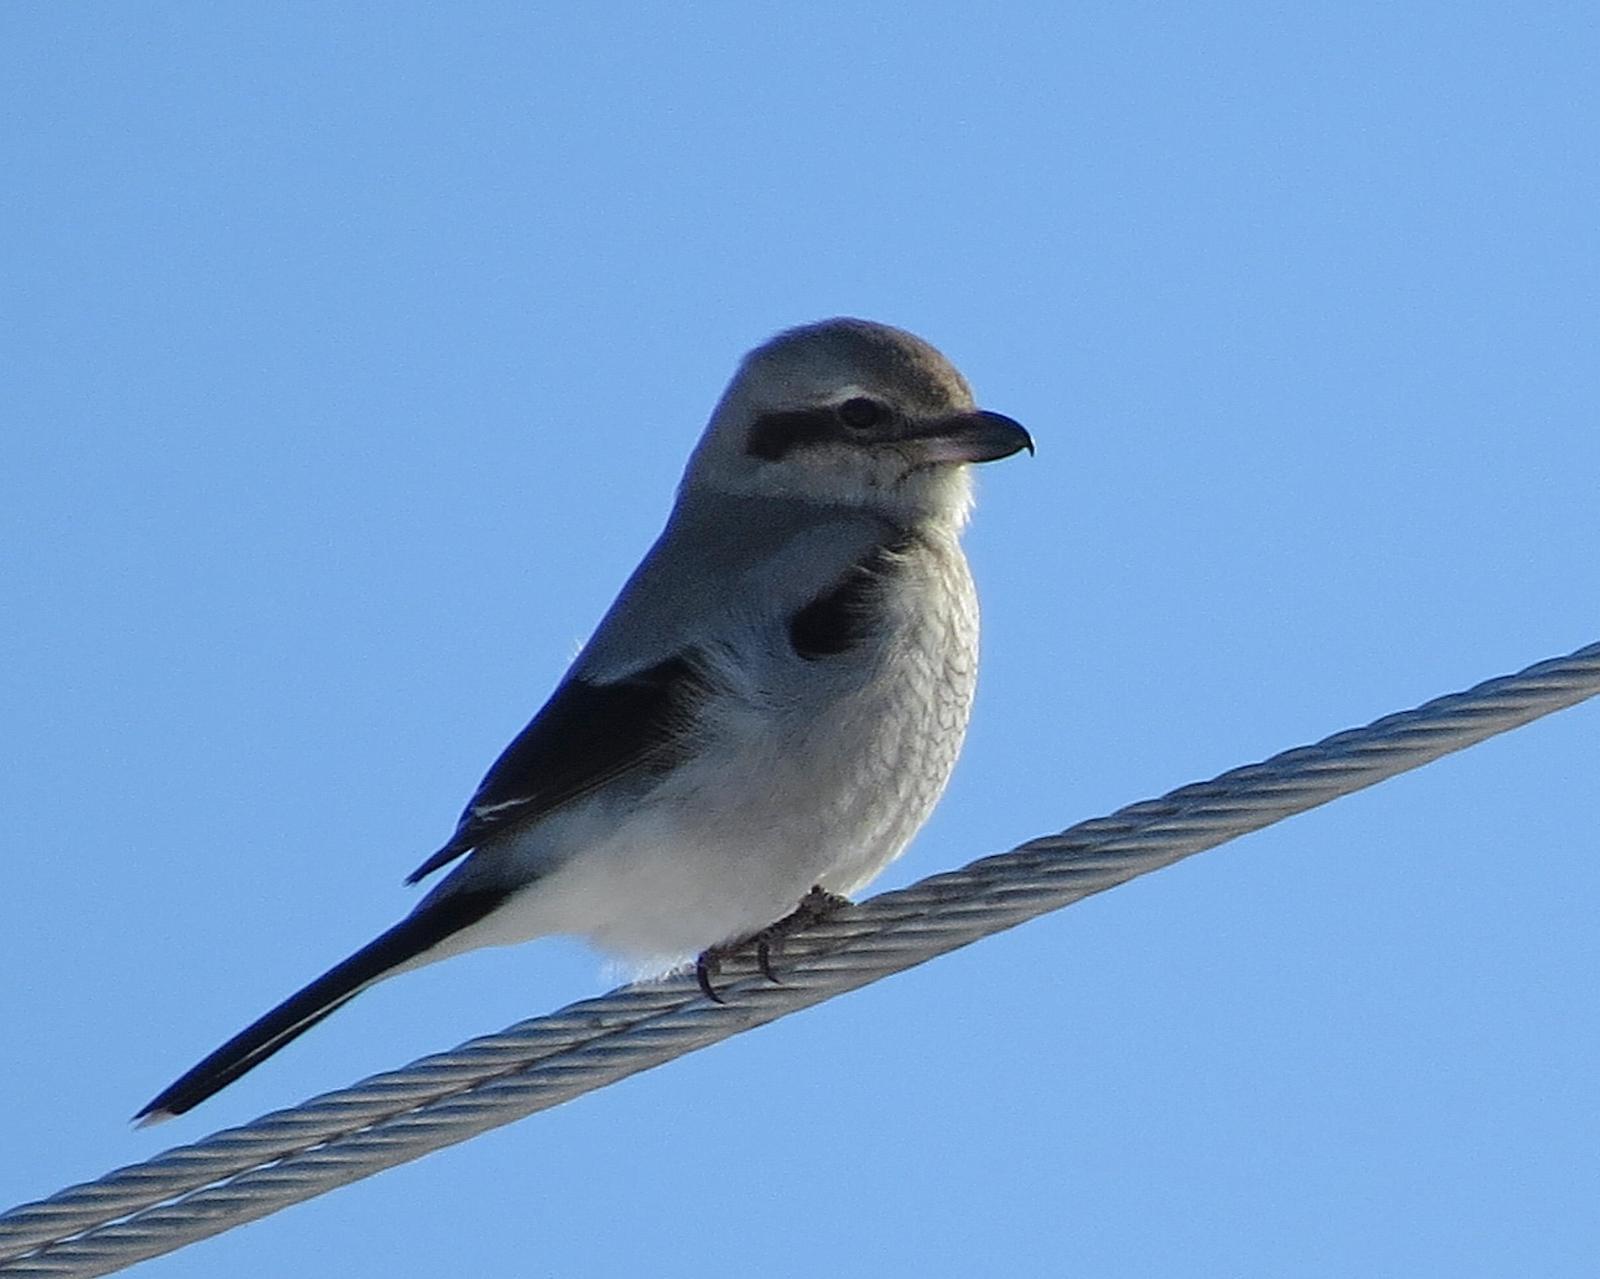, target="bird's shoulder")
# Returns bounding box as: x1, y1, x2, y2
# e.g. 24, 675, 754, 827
409, 497, 921, 882
574, 492, 909, 679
